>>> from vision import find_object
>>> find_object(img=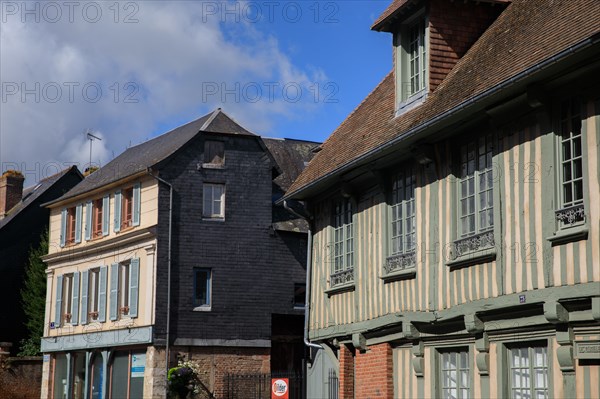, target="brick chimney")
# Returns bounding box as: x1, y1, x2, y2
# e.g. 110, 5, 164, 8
0, 170, 25, 218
